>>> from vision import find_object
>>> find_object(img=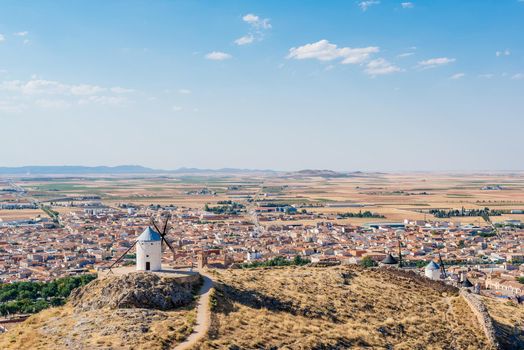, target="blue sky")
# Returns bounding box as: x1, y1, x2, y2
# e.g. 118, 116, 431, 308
0, 0, 523, 171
